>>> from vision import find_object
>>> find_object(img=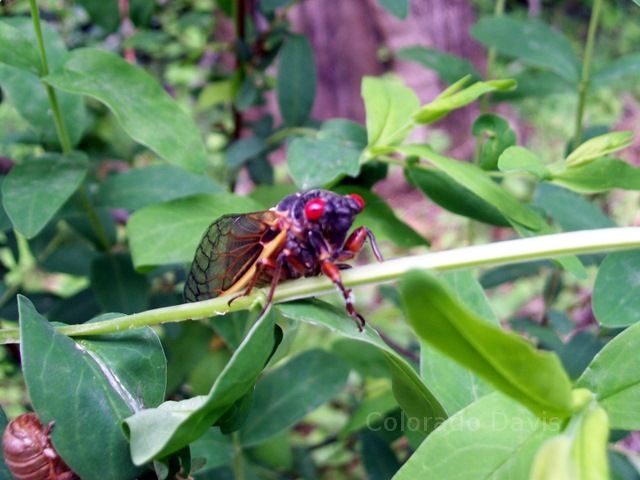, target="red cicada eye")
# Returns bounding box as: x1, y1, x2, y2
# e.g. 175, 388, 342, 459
304, 198, 326, 221
348, 193, 365, 211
